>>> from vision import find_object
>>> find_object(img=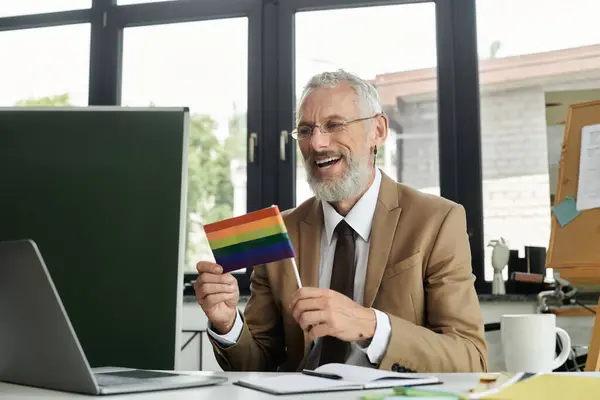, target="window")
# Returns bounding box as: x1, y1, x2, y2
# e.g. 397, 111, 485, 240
121, 18, 249, 276
0, 24, 90, 107
294, 4, 438, 206
0, 0, 90, 17
476, 0, 600, 280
